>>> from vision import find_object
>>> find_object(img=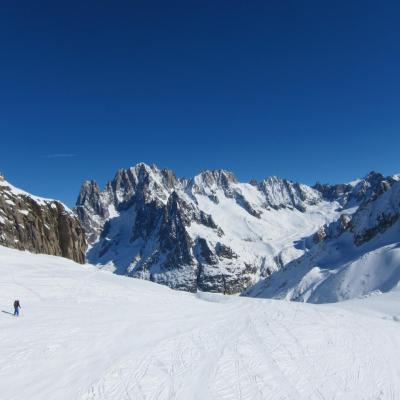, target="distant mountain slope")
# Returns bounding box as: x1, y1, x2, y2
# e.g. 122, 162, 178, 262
246, 177, 400, 303
0, 175, 86, 263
